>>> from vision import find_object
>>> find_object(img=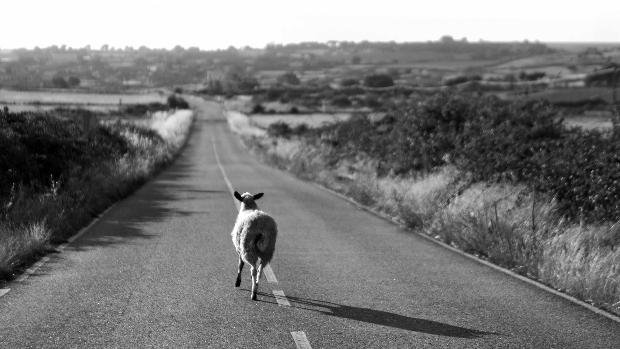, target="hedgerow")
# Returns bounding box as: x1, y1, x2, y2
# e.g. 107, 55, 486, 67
0, 111, 131, 199
0, 108, 193, 278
